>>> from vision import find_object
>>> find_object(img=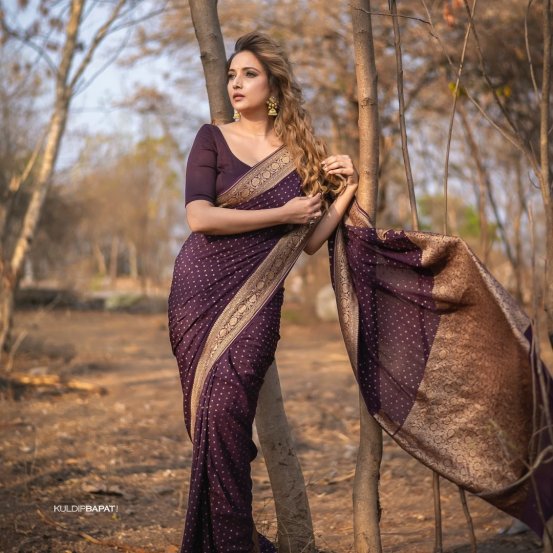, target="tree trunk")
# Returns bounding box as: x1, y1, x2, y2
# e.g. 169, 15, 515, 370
188, 0, 233, 125
256, 361, 315, 552
540, 0, 553, 349
537, 3, 553, 539
390, 0, 419, 231
128, 240, 138, 280
188, 0, 315, 546
93, 243, 107, 277
109, 236, 119, 286
514, 157, 525, 303
0, 0, 85, 358
351, 0, 379, 226
458, 106, 490, 262
350, 1, 383, 551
